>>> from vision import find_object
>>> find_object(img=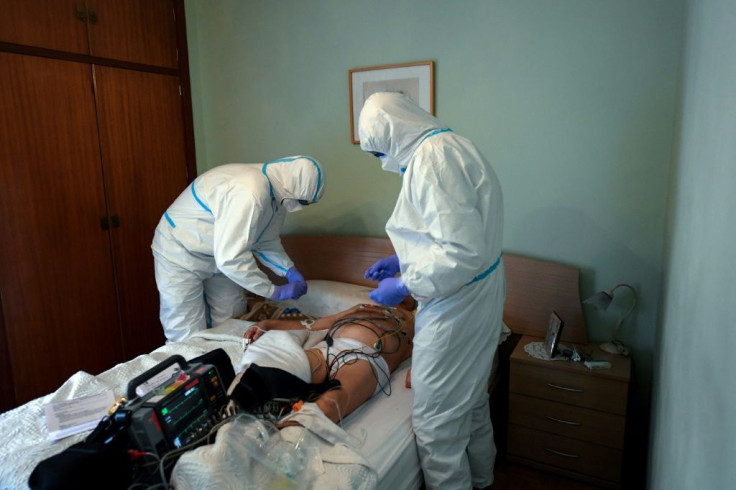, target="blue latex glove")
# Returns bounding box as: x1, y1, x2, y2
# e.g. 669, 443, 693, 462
271, 282, 307, 301
370, 277, 410, 306
364, 254, 400, 281
286, 267, 306, 284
